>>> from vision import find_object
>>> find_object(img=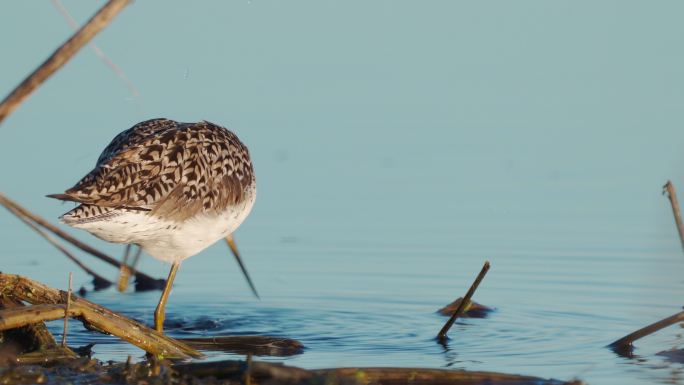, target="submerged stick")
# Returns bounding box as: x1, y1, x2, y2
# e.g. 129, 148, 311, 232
0, 304, 71, 331
180, 336, 305, 357
437, 261, 490, 342
0, 0, 131, 125
609, 309, 684, 350
7, 205, 112, 290
0, 193, 162, 289
0, 273, 202, 359
663, 181, 684, 253
51, 0, 140, 99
